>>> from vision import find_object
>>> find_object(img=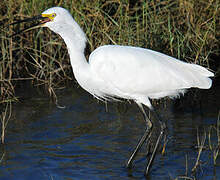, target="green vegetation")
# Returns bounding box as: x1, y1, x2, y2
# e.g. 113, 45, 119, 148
0, 0, 219, 104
